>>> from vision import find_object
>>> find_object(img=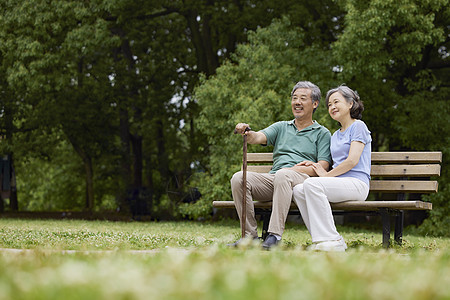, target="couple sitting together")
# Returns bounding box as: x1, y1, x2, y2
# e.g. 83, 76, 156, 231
230, 81, 371, 252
